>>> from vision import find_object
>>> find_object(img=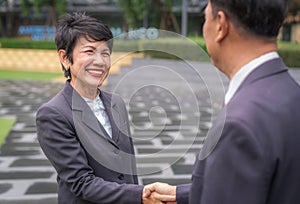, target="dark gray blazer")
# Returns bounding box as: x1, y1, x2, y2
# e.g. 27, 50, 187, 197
36, 81, 143, 204
177, 58, 300, 204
